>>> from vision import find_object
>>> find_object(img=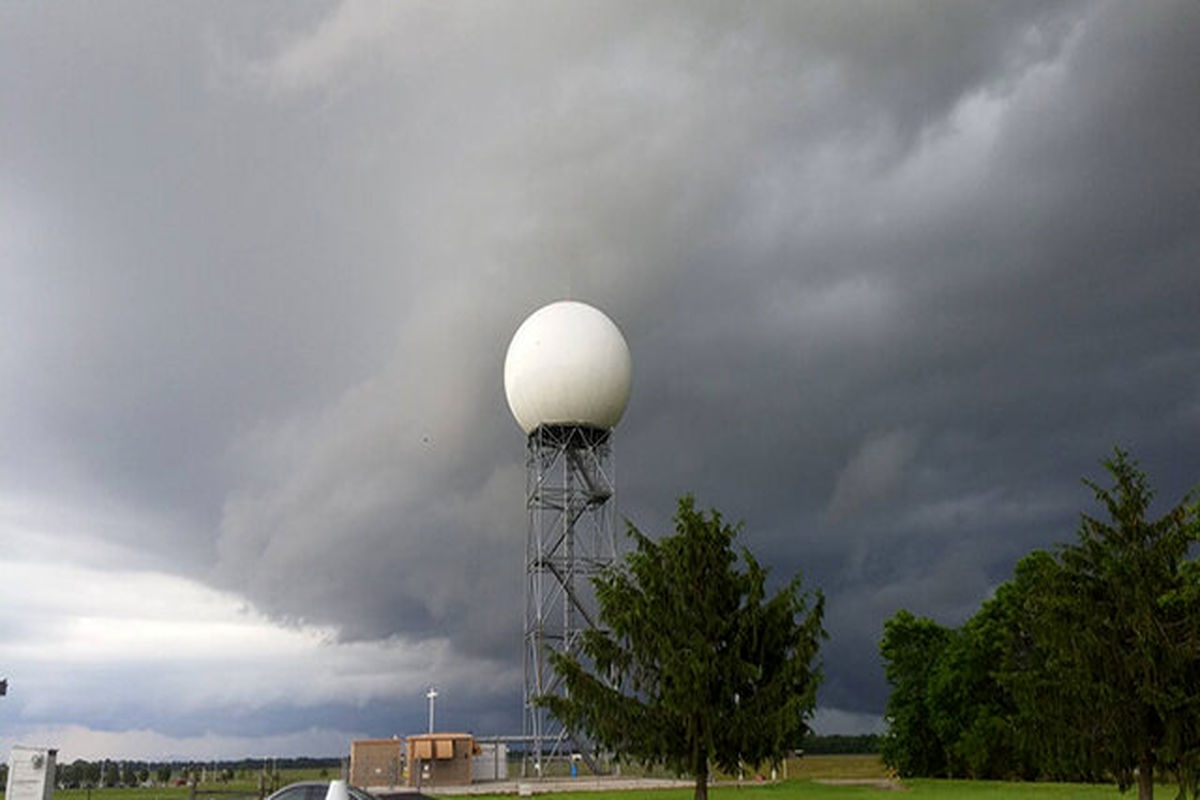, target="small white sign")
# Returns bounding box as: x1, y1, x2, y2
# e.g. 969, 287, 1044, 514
7, 746, 57, 800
